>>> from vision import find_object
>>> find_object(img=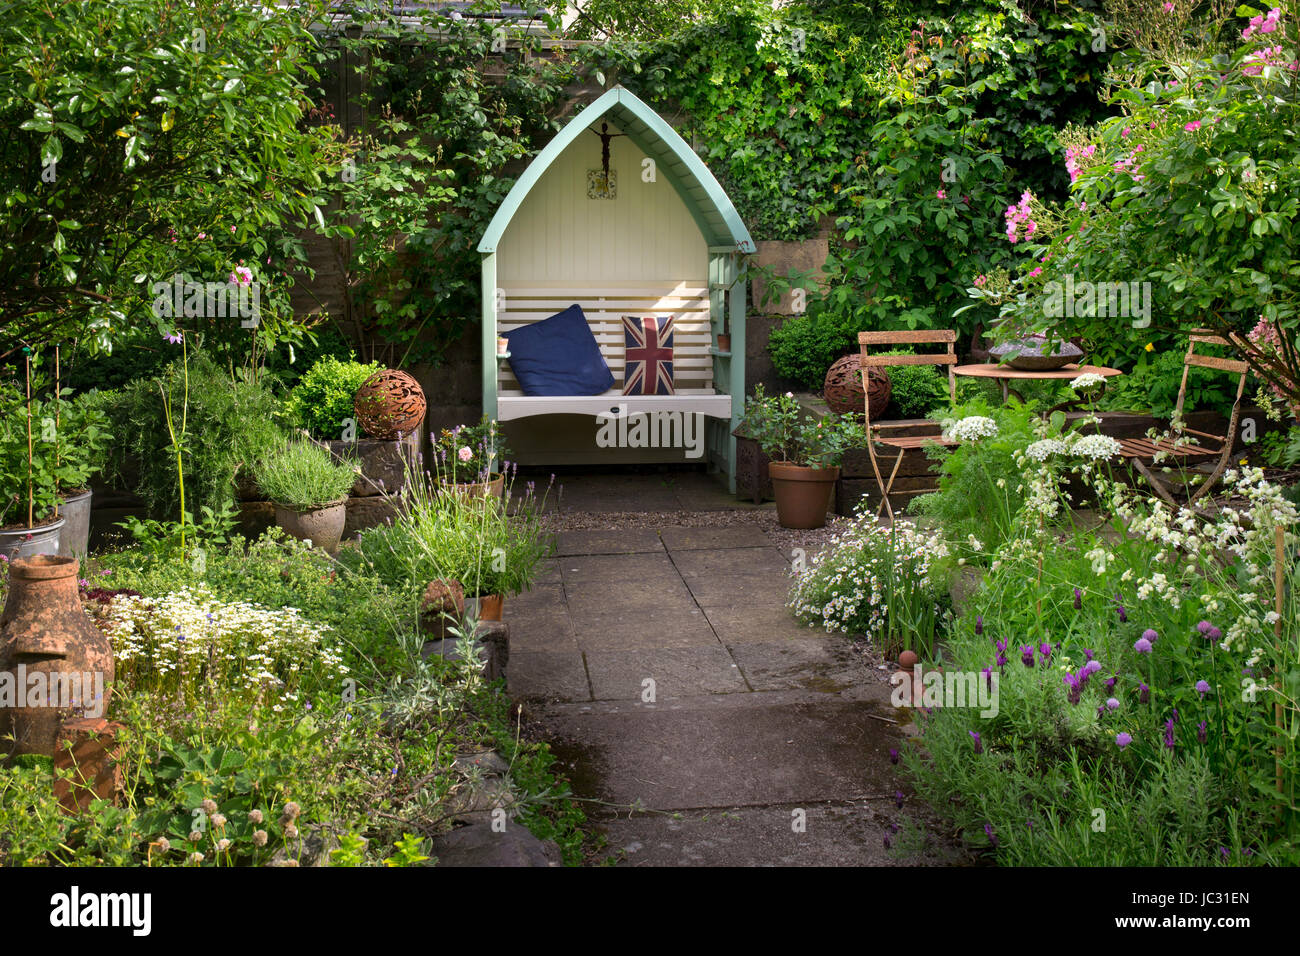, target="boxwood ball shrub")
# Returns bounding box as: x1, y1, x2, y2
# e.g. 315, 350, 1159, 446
283, 355, 382, 440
